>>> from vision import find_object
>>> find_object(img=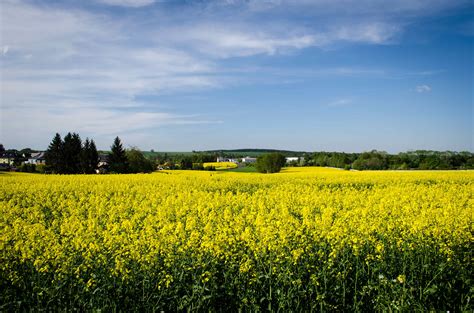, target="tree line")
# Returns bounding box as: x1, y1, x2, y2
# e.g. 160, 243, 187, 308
45, 133, 99, 174
44, 133, 154, 174
306, 150, 474, 170
2, 140, 473, 173
152, 150, 474, 172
